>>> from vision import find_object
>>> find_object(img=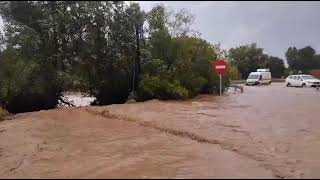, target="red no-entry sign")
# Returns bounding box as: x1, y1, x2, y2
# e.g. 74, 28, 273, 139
213, 60, 227, 75
212, 60, 228, 96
